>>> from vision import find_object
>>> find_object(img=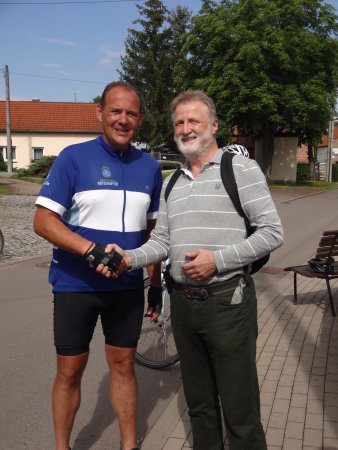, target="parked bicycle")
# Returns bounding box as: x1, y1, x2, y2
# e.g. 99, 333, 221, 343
135, 260, 179, 369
